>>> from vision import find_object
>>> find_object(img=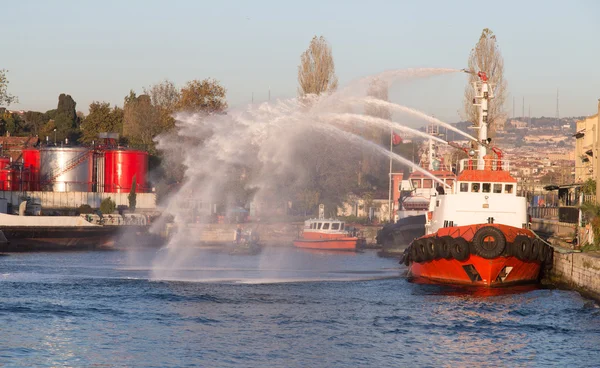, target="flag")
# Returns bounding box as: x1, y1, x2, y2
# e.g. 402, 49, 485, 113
392, 132, 402, 145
